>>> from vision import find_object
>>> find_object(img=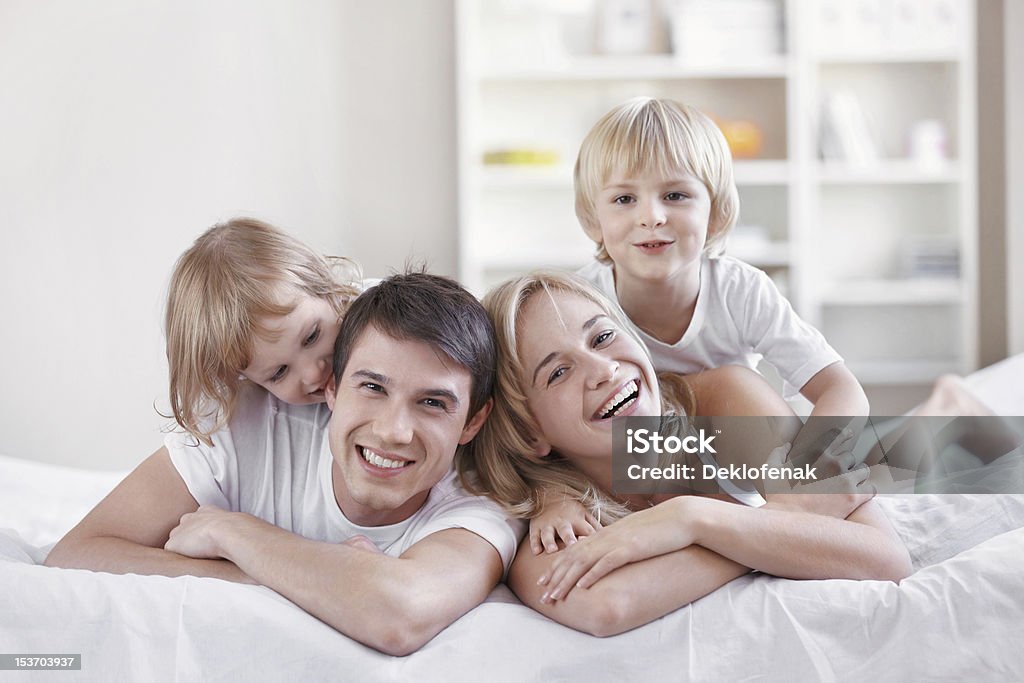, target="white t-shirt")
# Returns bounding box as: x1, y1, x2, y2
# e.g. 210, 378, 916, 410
165, 385, 522, 570
578, 255, 842, 397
